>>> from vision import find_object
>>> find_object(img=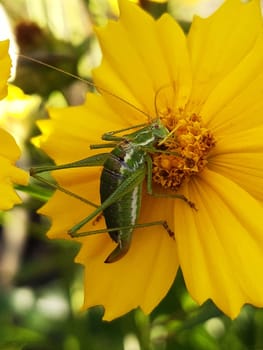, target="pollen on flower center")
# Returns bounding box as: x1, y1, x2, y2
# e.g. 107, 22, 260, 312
152, 108, 216, 191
